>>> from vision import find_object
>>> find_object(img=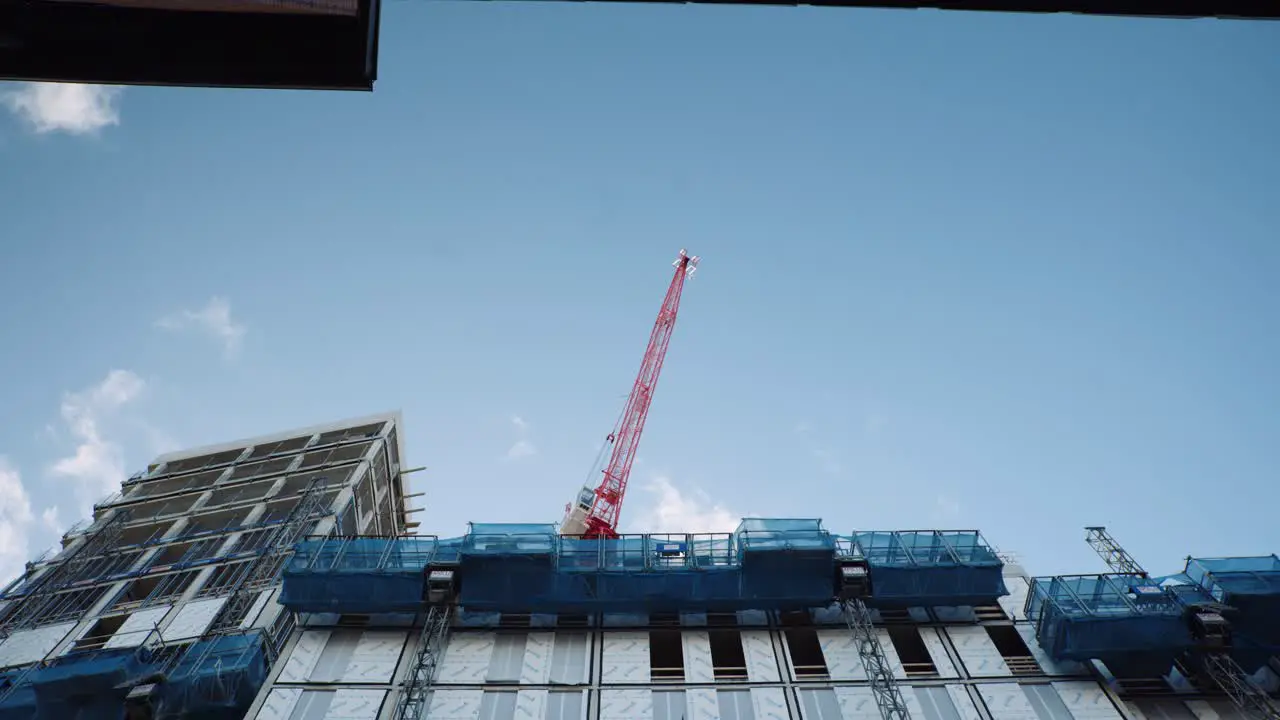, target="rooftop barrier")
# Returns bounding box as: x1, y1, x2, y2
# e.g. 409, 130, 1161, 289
845, 530, 1008, 608
1026, 574, 1192, 677
1185, 555, 1280, 659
